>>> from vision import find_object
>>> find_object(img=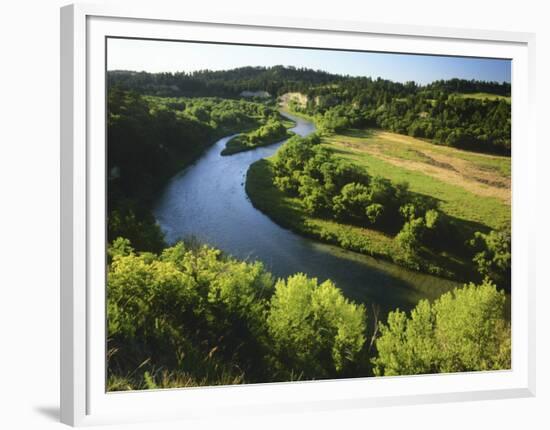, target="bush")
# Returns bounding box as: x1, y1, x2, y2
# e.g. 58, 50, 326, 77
266, 274, 366, 379
372, 280, 511, 376
107, 239, 275, 387
469, 226, 511, 290
396, 217, 425, 255
108, 239, 370, 387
